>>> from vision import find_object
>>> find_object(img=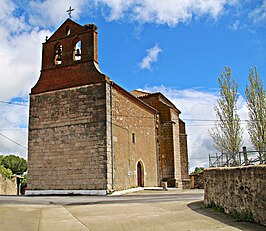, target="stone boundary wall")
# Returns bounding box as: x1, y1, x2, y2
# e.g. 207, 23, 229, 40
190, 171, 204, 189
204, 165, 266, 226
0, 174, 17, 195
